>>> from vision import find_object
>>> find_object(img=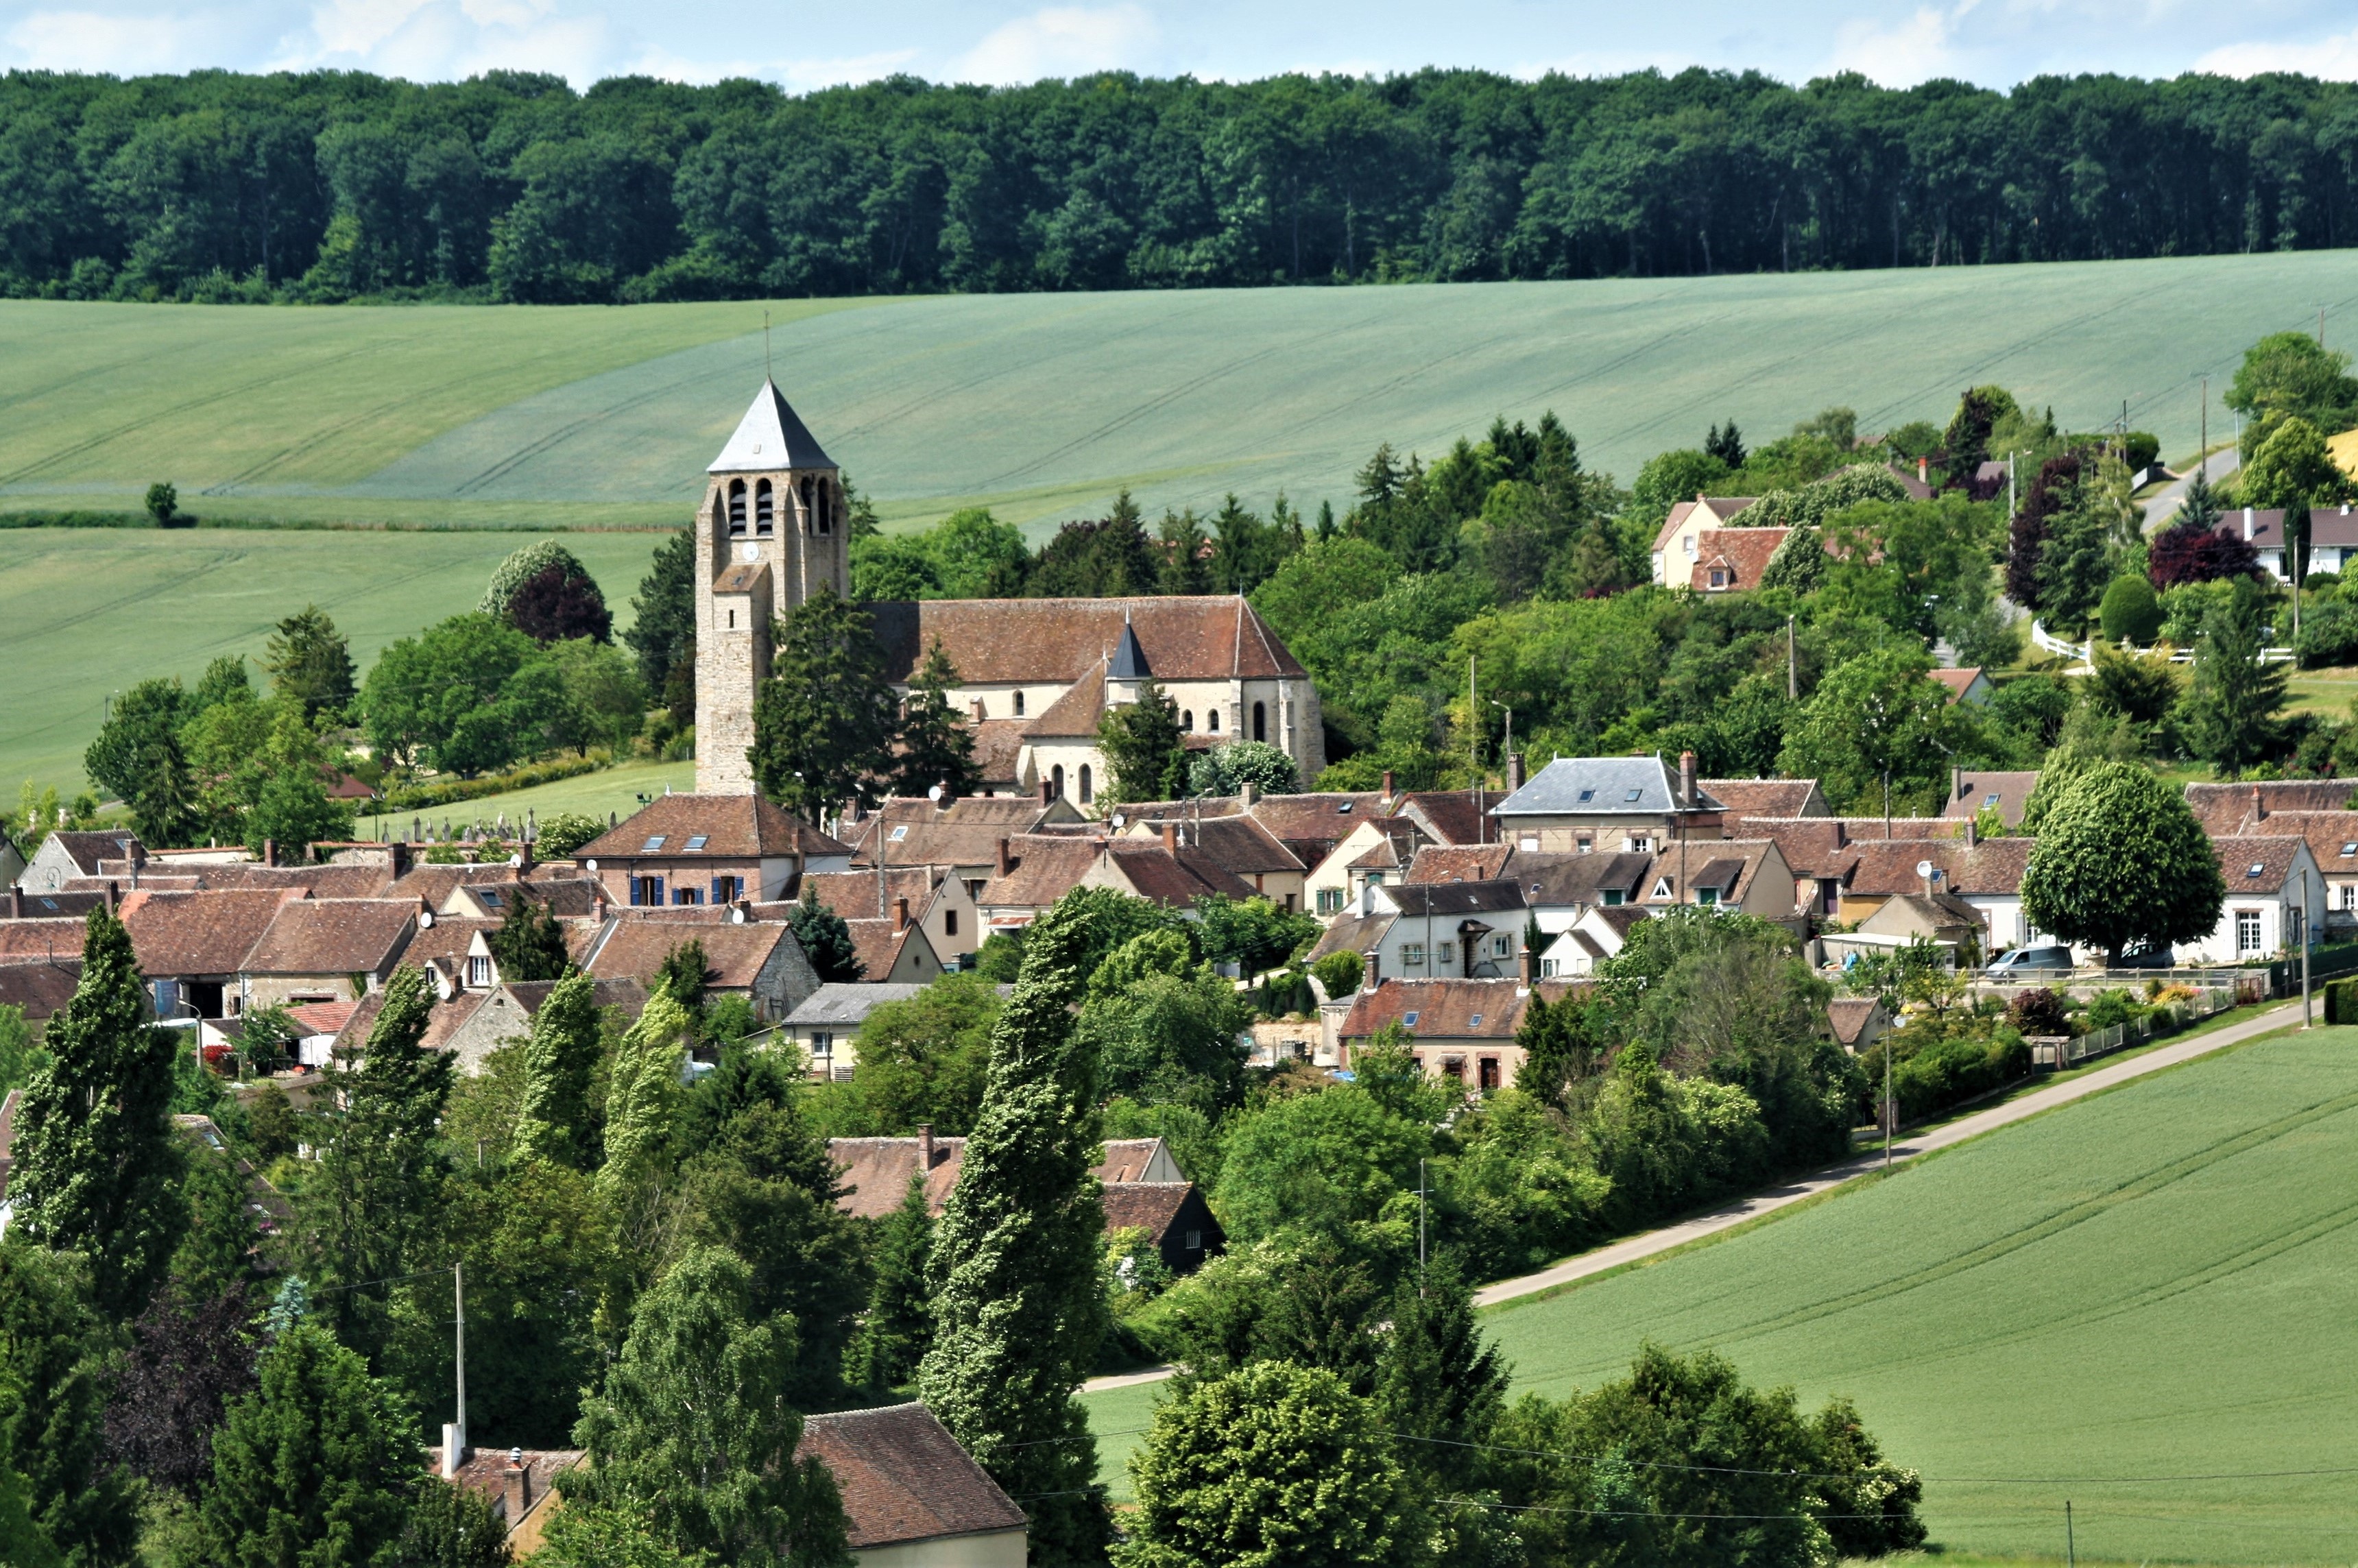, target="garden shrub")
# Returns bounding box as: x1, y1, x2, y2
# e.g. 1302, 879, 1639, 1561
2006, 987, 2071, 1036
